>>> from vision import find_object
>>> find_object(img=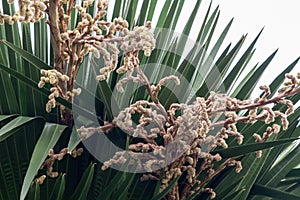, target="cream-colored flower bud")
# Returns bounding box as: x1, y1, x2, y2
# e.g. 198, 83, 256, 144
46, 103, 52, 113
76, 148, 83, 156
73, 88, 82, 95
253, 133, 262, 142
12, 13, 20, 21
38, 81, 45, 88
49, 99, 56, 108
144, 49, 151, 57
286, 107, 294, 115
285, 73, 294, 79
36, 175, 46, 184
237, 135, 244, 145
49, 172, 59, 178
96, 74, 106, 81
61, 32, 69, 40
50, 87, 56, 92
278, 86, 289, 93
48, 149, 54, 155
48, 93, 55, 99
256, 150, 262, 158
235, 161, 242, 173
281, 117, 289, 130
53, 91, 59, 98
37, 2, 47, 11
83, 1, 89, 8
284, 100, 294, 115
272, 124, 281, 134
145, 21, 152, 28
265, 114, 274, 124
90, 47, 100, 58
284, 80, 293, 86
61, 75, 70, 81
259, 85, 269, 91
66, 91, 74, 97
49, 78, 57, 84
185, 157, 194, 165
